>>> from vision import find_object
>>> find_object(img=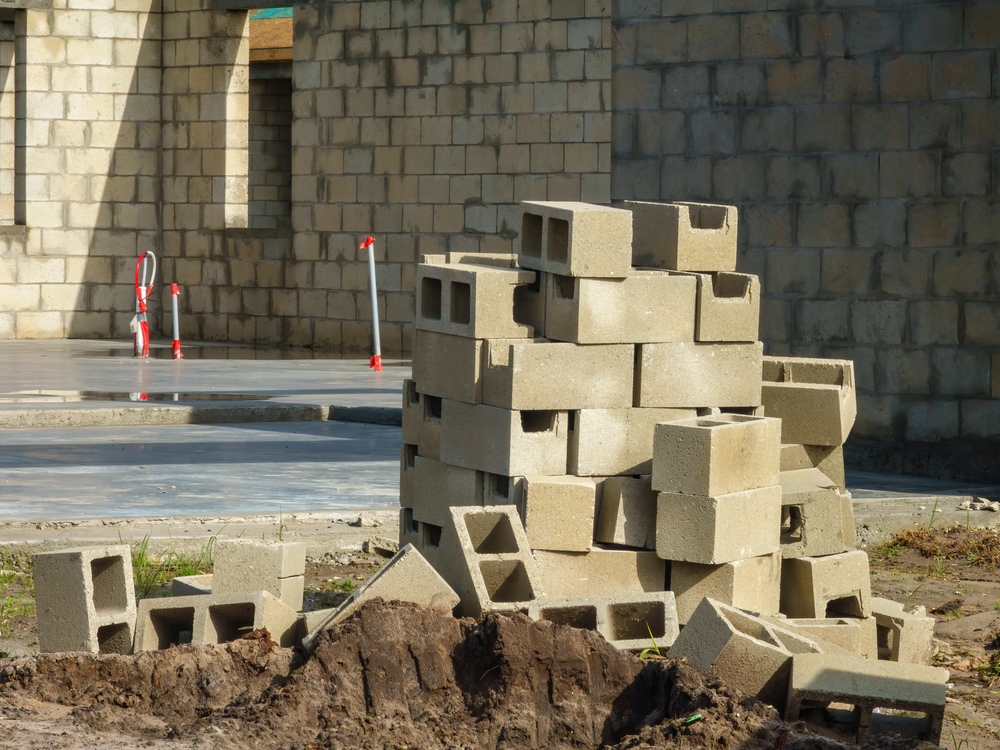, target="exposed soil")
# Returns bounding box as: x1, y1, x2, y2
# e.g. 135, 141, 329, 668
1, 531, 1000, 749
1, 599, 938, 750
